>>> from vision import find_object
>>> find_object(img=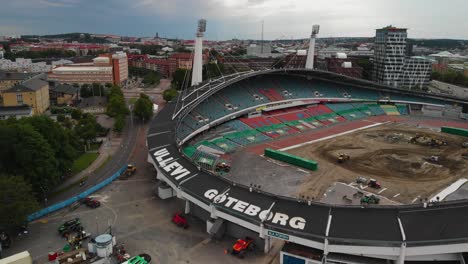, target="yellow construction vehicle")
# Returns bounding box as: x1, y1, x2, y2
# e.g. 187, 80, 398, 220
125, 164, 137, 177
337, 153, 350, 163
